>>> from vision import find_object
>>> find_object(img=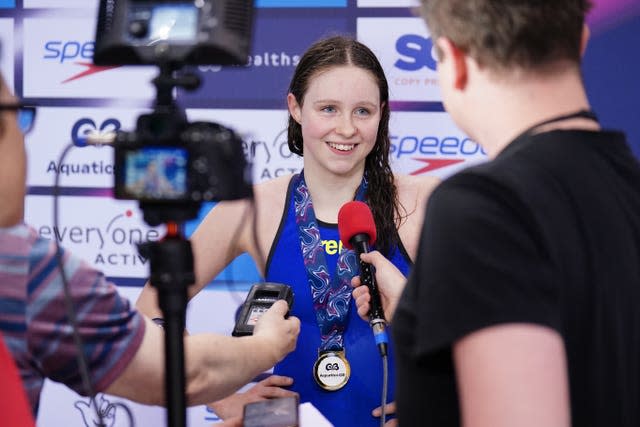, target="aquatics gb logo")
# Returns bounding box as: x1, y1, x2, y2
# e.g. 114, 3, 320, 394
71, 117, 122, 147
